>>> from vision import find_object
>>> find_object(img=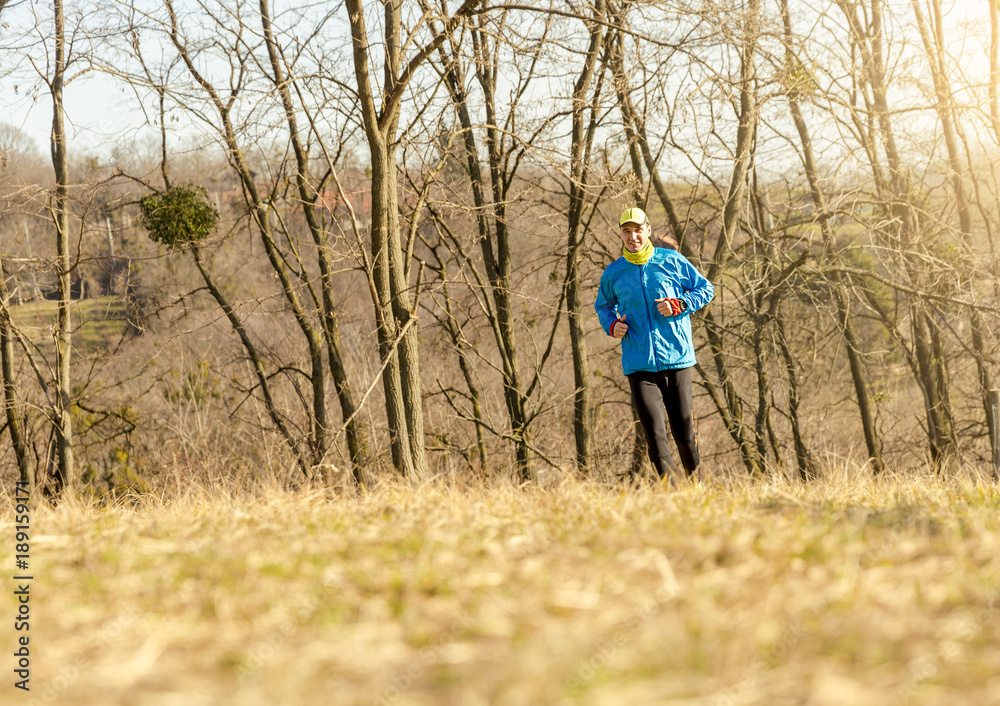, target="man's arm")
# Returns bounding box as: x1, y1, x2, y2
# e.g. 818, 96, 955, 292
677, 257, 714, 313
594, 270, 621, 335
